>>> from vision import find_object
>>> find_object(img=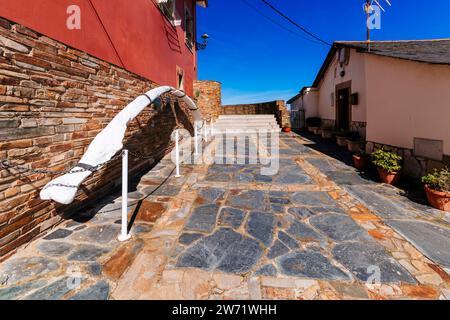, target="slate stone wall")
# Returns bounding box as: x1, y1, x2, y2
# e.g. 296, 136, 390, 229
193, 80, 221, 120
0, 18, 195, 260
